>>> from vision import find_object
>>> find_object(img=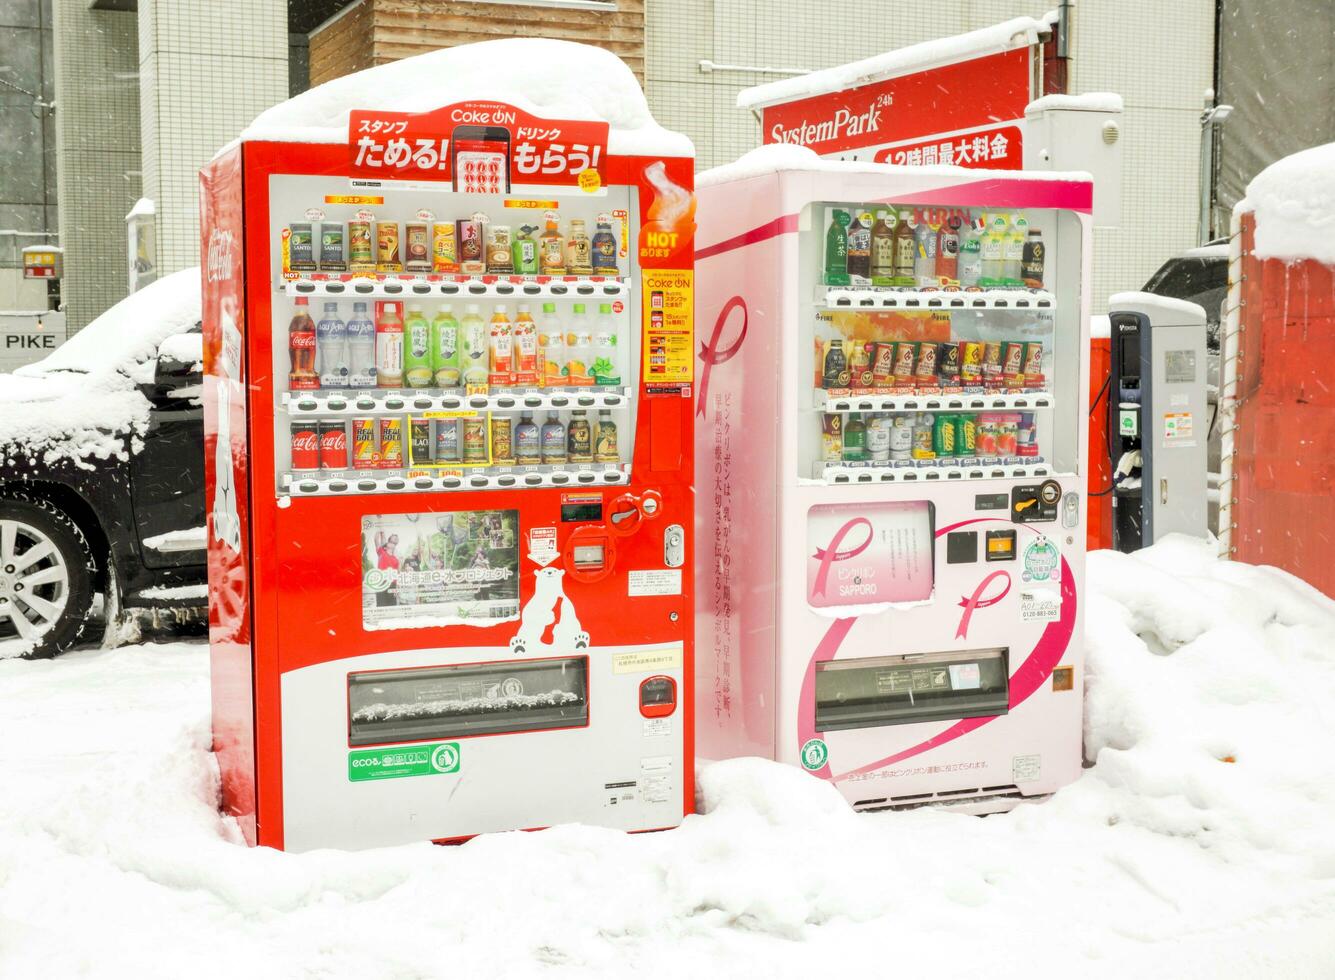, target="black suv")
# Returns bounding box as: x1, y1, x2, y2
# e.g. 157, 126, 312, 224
0, 269, 207, 658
